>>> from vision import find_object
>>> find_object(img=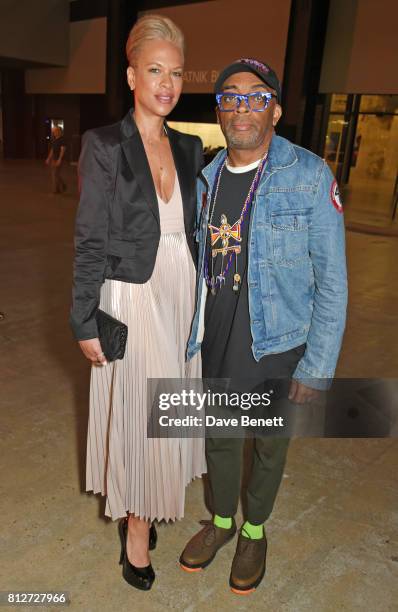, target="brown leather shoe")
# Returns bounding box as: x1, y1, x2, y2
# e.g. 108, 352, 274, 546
179, 519, 237, 572
229, 527, 267, 594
